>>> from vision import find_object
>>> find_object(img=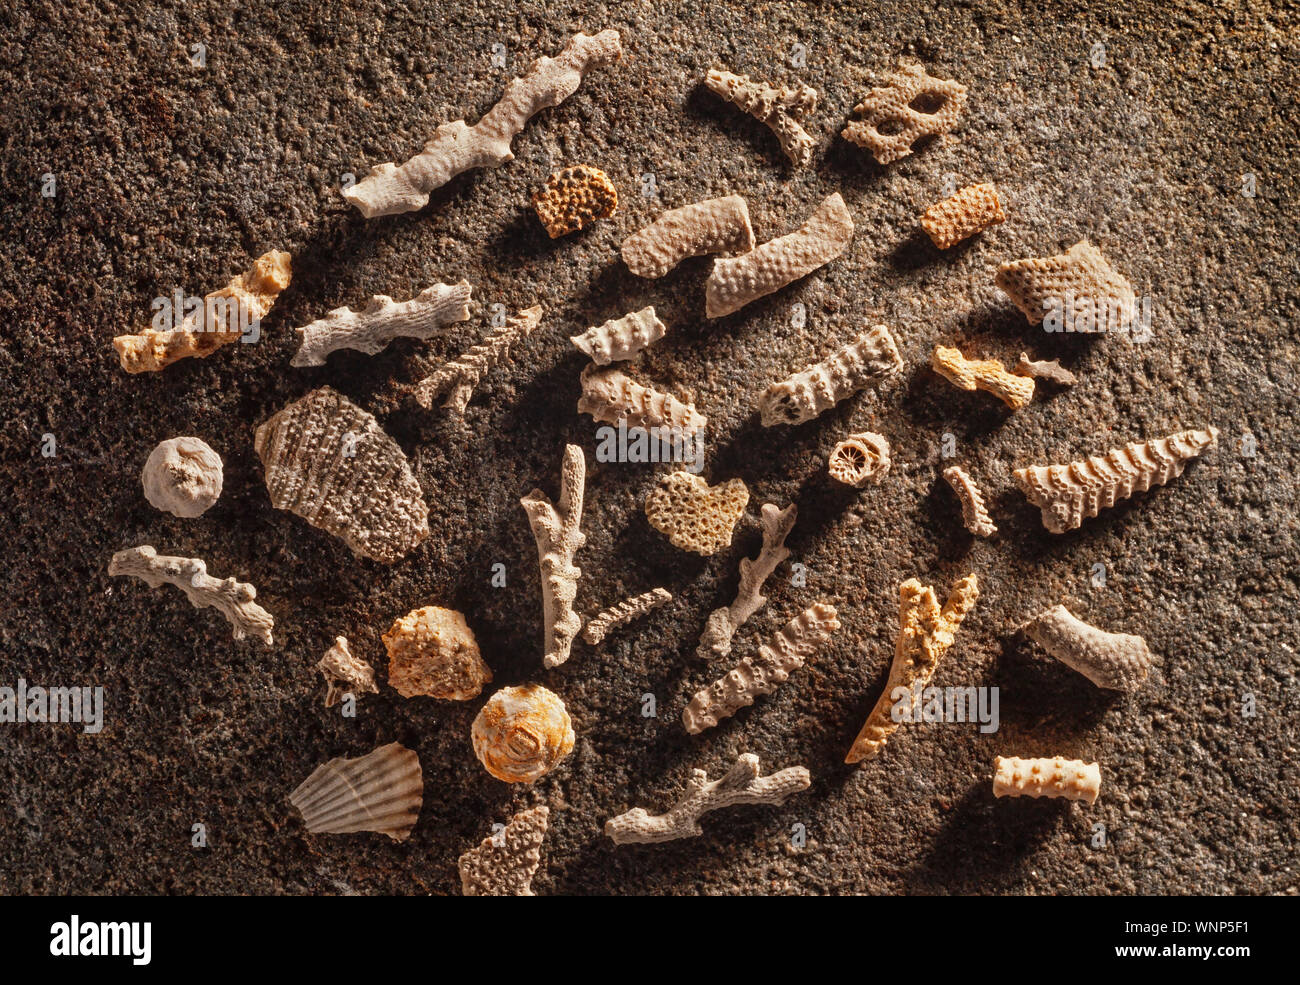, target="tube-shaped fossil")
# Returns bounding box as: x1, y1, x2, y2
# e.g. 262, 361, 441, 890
458, 805, 550, 896
577, 364, 706, 436
920, 183, 1005, 249
413, 304, 543, 414
842, 63, 967, 165
704, 69, 818, 167
758, 324, 903, 427
993, 756, 1101, 804
582, 588, 672, 645
621, 195, 755, 279
943, 466, 997, 537
1020, 605, 1153, 692
521, 444, 587, 668
931, 346, 1035, 410
570, 306, 665, 364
